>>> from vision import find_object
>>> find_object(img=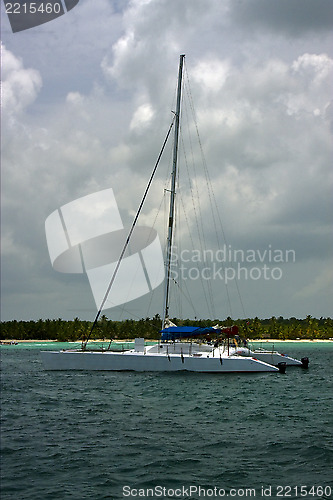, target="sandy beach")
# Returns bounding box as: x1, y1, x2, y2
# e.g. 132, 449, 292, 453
251, 339, 333, 342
